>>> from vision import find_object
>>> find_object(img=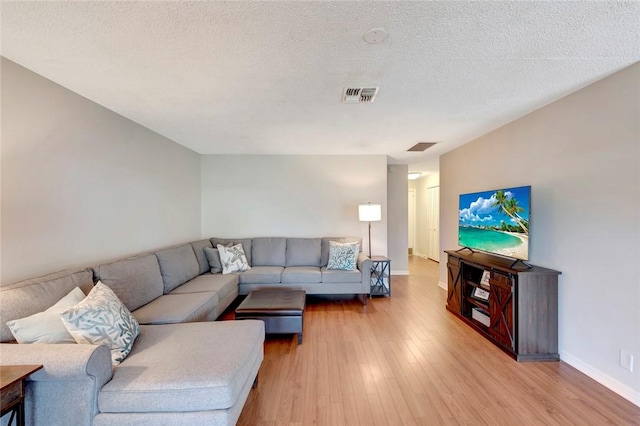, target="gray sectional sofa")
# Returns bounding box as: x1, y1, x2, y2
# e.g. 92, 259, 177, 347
0, 236, 372, 426
211, 236, 372, 299
94, 240, 240, 325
